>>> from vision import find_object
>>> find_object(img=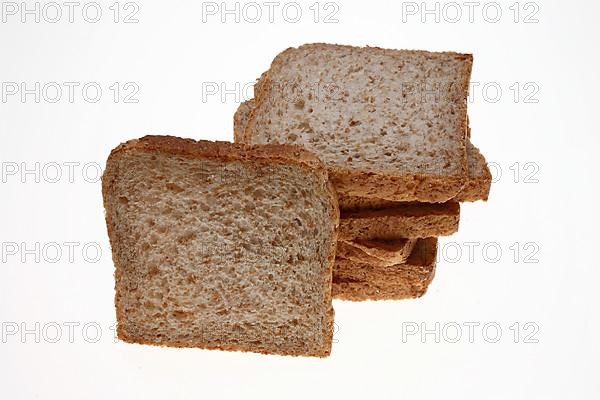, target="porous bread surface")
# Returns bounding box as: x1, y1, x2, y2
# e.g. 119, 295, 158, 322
333, 238, 437, 301
235, 99, 489, 203
102, 135, 338, 357
242, 44, 472, 202
337, 238, 416, 267
339, 202, 459, 240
